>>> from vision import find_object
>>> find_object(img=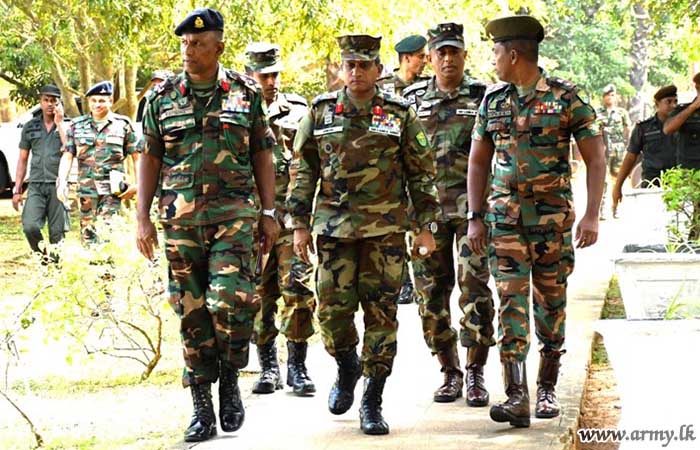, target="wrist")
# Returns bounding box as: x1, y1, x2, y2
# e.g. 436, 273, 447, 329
467, 211, 483, 221
261, 207, 277, 220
